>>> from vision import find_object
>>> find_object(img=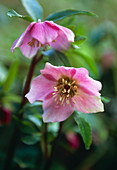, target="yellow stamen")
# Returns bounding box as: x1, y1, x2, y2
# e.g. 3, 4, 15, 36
71, 80, 76, 85
67, 94, 69, 98
62, 89, 66, 93
54, 87, 58, 91
55, 98, 58, 101
61, 97, 65, 105
74, 85, 77, 89
68, 83, 71, 86
65, 80, 67, 84
67, 89, 70, 93
62, 78, 65, 84
52, 40, 56, 43
66, 99, 69, 104
59, 97, 62, 101
57, 100, 59, 104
